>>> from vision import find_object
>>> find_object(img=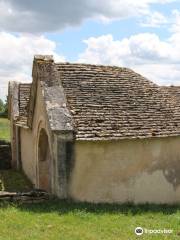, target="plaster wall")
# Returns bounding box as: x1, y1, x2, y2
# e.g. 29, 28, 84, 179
69, 137, 180, 204
20, 81, 52, 186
